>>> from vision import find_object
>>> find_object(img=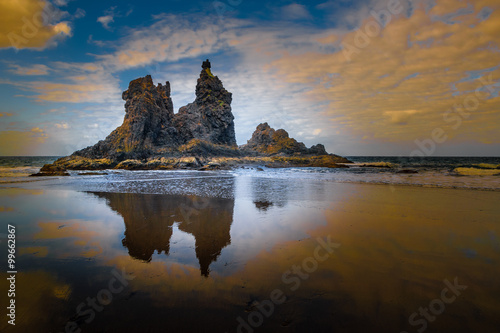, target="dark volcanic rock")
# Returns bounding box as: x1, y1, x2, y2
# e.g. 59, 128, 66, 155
174, 59, 236, 146
33, 60, 351, 174
73, 60, 236, 160
75, 75, 178, 160
242, 122, 328, 156
30, 164, 70, 177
